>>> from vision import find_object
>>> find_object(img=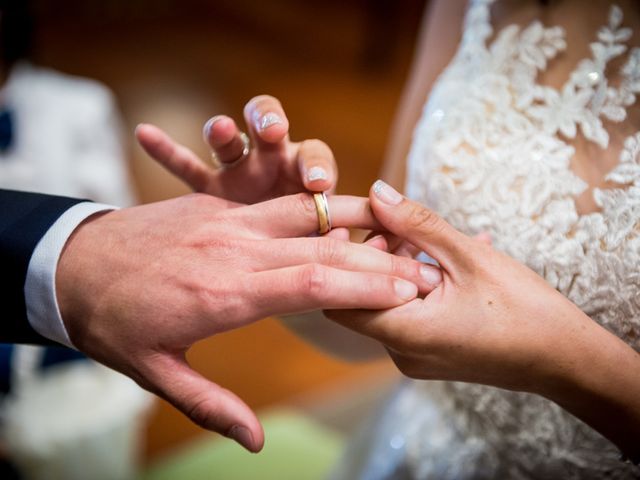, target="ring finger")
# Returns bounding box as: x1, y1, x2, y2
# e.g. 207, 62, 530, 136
248, 237, 442, 294
203, 115, 252, 167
